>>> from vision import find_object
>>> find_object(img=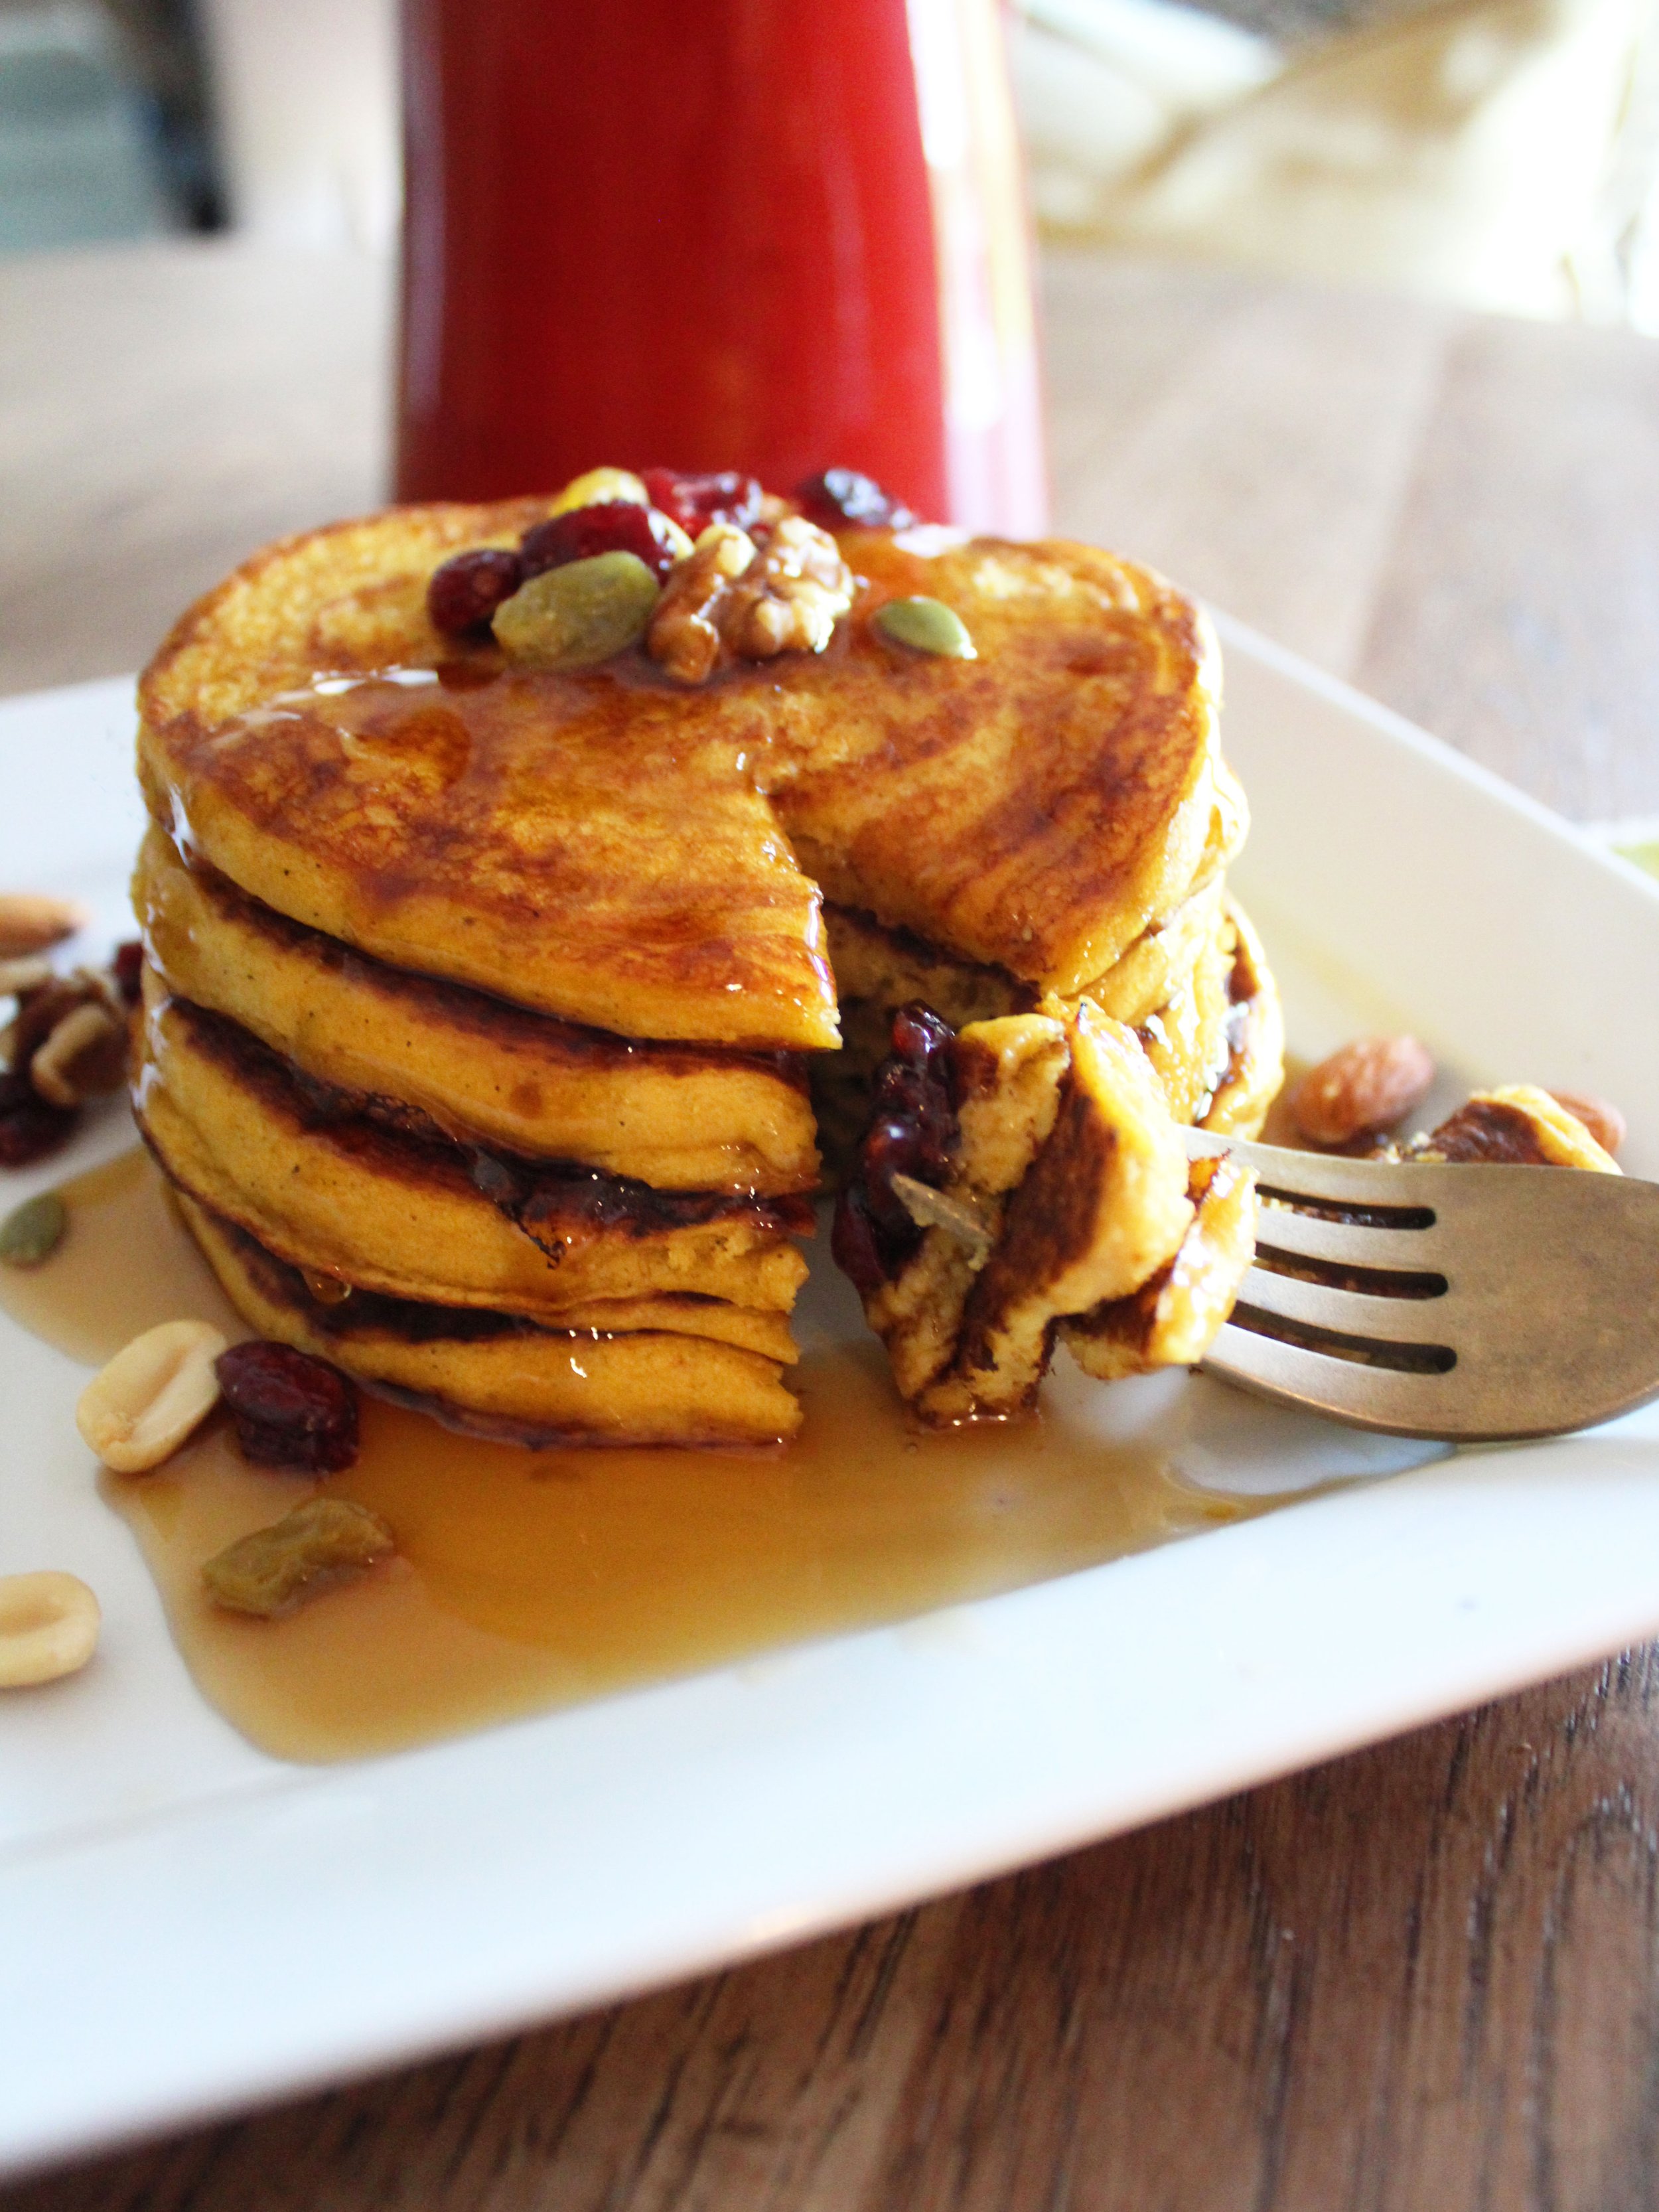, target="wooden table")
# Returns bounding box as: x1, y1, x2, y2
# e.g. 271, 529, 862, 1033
4, 240, 1659, 2211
